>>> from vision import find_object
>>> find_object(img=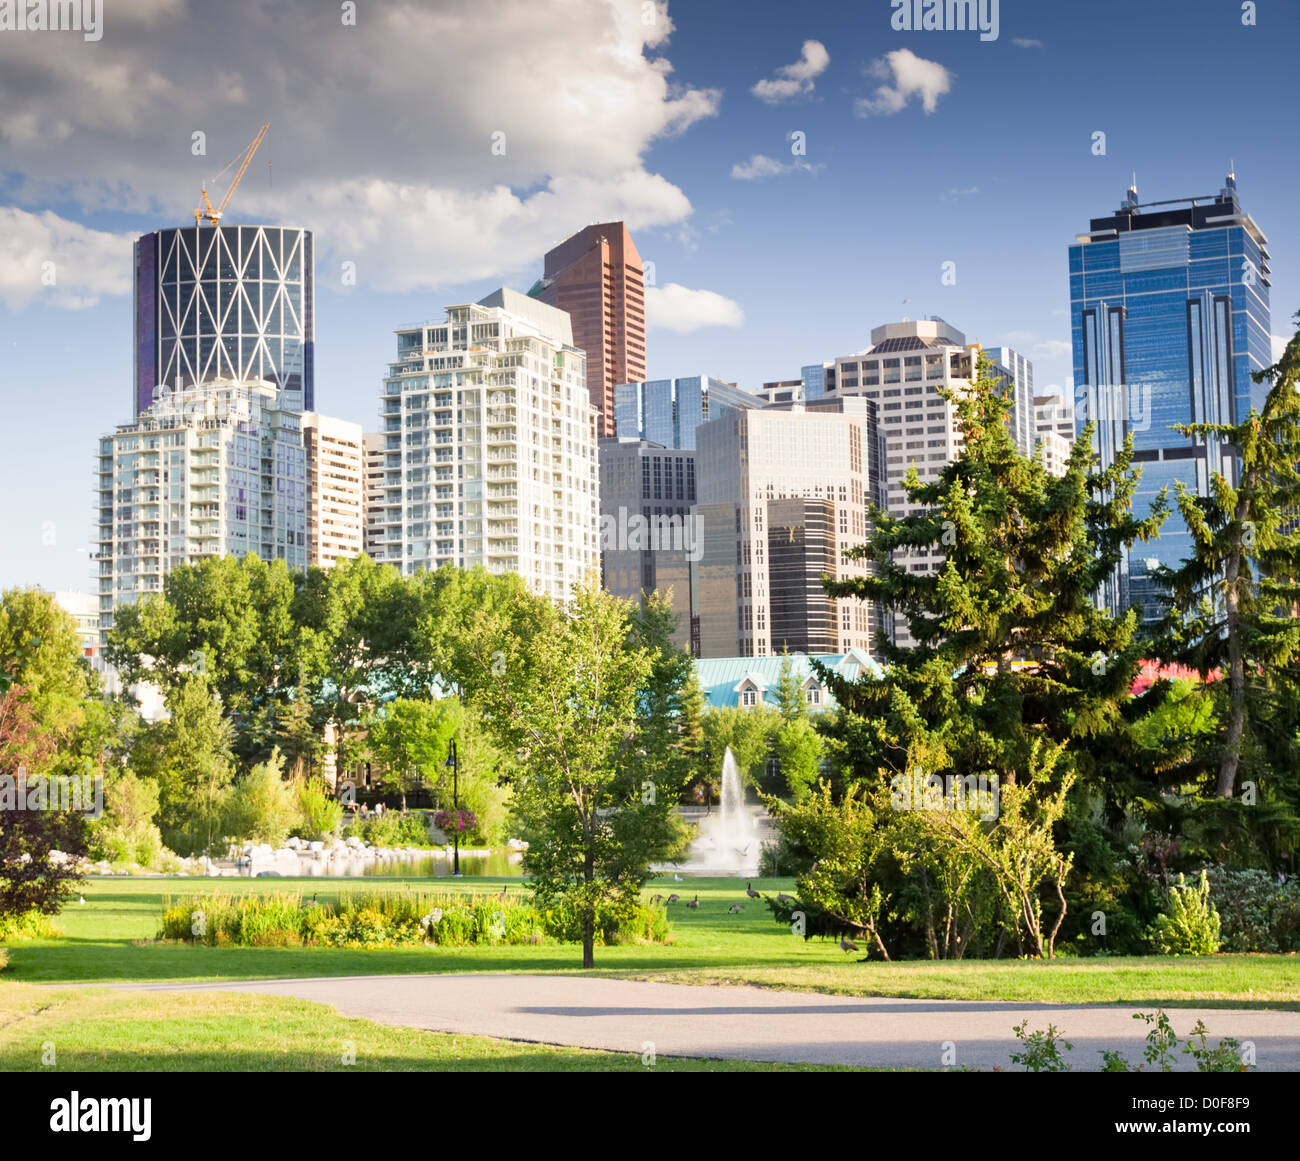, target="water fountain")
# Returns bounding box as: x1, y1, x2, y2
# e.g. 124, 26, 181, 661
674, 748, 761, 877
